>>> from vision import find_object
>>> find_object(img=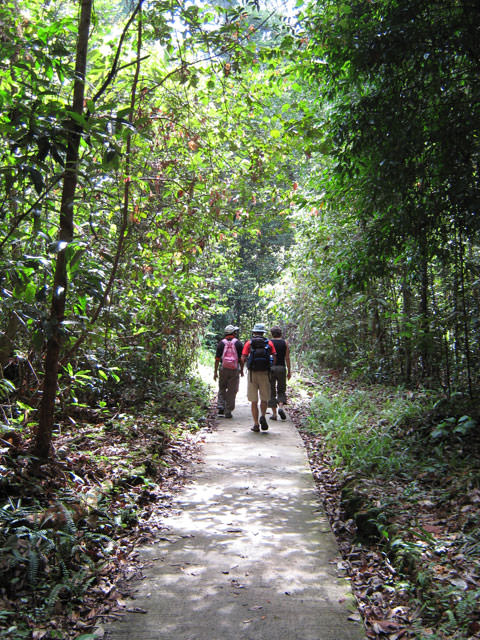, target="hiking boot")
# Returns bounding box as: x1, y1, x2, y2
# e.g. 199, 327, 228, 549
259, 415, 268, 431
224, 411, 232, 418
278, 408, 287, 420
251, 425, 260, 432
